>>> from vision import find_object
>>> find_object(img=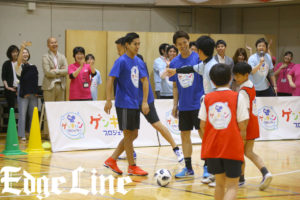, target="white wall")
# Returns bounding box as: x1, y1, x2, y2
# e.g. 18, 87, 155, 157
1, 2, 300, 87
